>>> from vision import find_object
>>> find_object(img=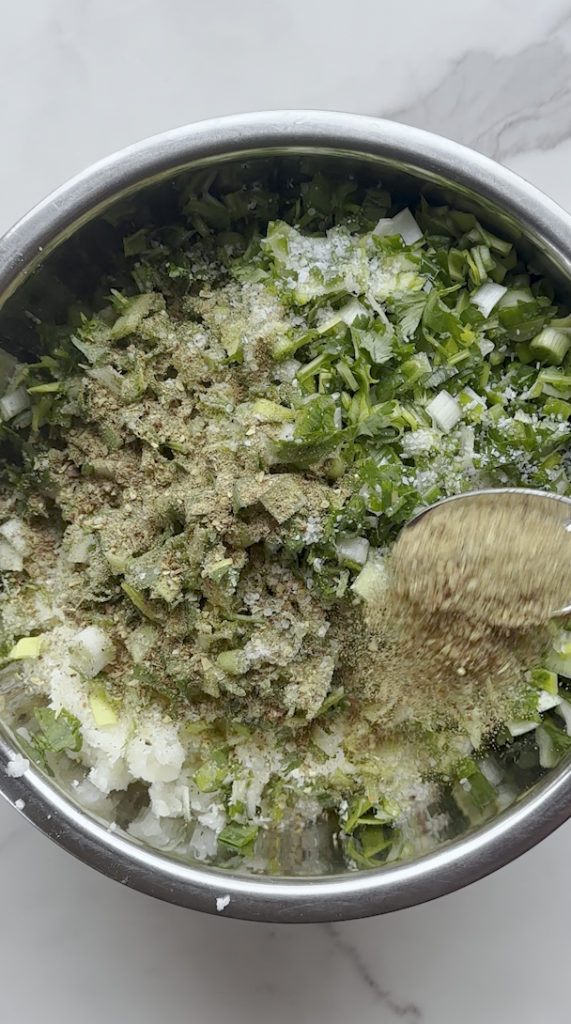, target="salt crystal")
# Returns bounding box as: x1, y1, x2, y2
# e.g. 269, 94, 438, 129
5, 754, 29, 778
